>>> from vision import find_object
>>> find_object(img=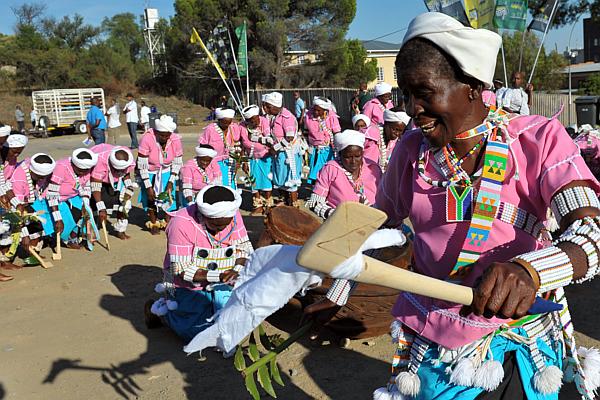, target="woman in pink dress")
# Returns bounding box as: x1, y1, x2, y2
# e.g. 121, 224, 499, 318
180, 145, 222, 206
0, 134, 28, 207
361, 109, 410, 172
145, 185, 253, 343
90, 144, 135, 240
362, 82, 394, 126
304, 96, 341, 184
